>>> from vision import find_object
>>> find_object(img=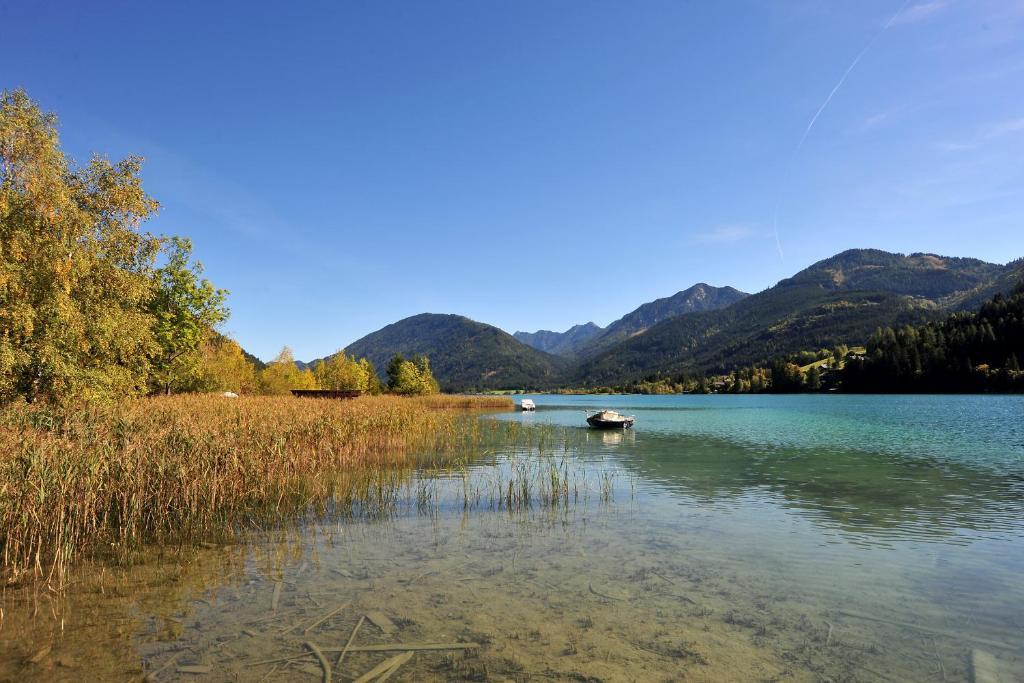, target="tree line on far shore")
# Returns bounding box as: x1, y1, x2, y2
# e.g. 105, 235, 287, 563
198, 344, 439, 397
